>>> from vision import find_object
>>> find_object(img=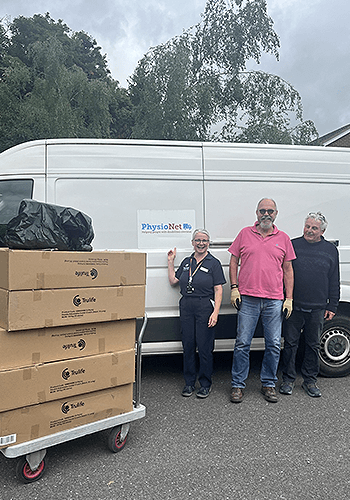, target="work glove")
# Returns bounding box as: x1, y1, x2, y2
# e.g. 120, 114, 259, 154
230, 288, 241, 311
282, 299, 293, 319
